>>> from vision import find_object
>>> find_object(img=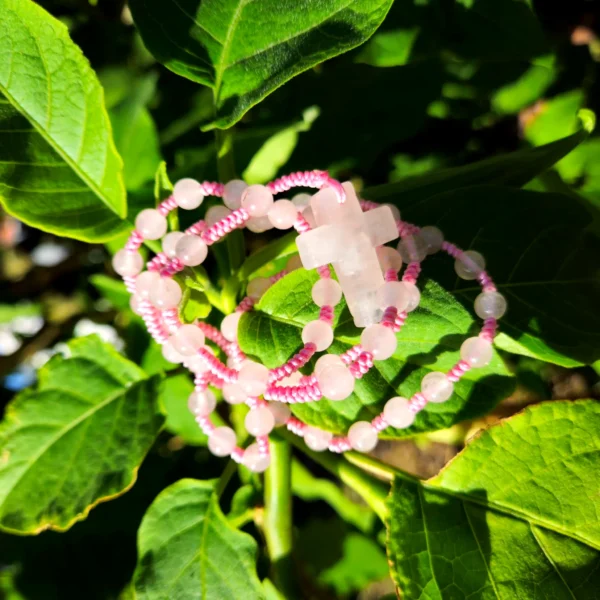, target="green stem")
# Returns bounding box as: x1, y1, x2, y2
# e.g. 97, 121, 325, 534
215, 128, 236, 182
